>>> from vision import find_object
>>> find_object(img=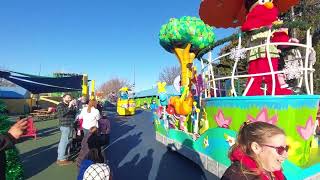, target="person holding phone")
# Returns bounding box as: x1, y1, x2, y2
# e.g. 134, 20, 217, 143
56, 94, 77, 166
0, 119, 28, 180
